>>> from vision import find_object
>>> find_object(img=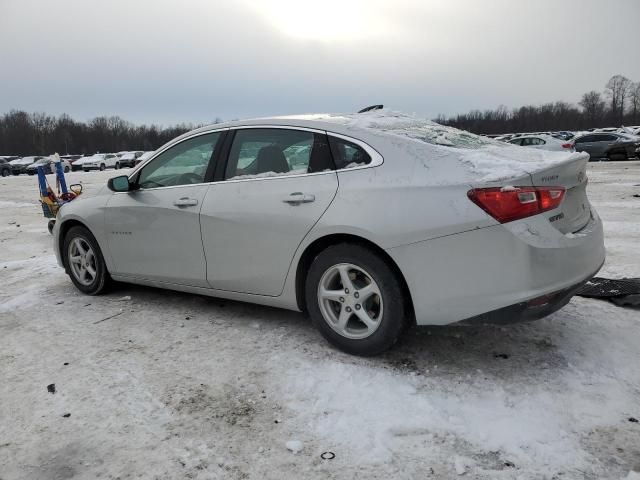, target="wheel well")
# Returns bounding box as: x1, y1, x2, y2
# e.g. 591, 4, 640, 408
295, 234, 415, 323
